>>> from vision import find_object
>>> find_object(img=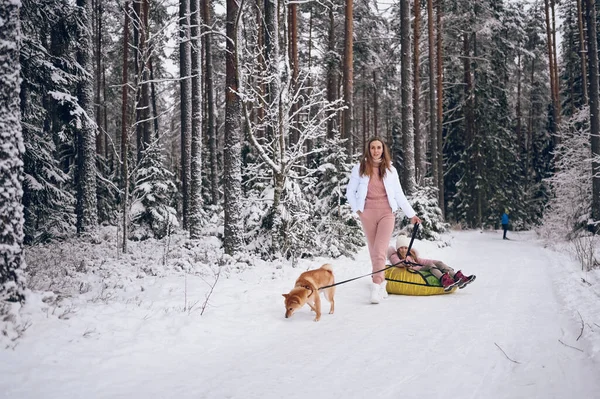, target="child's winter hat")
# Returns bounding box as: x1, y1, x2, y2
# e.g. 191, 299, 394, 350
396, 235, 411, 249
